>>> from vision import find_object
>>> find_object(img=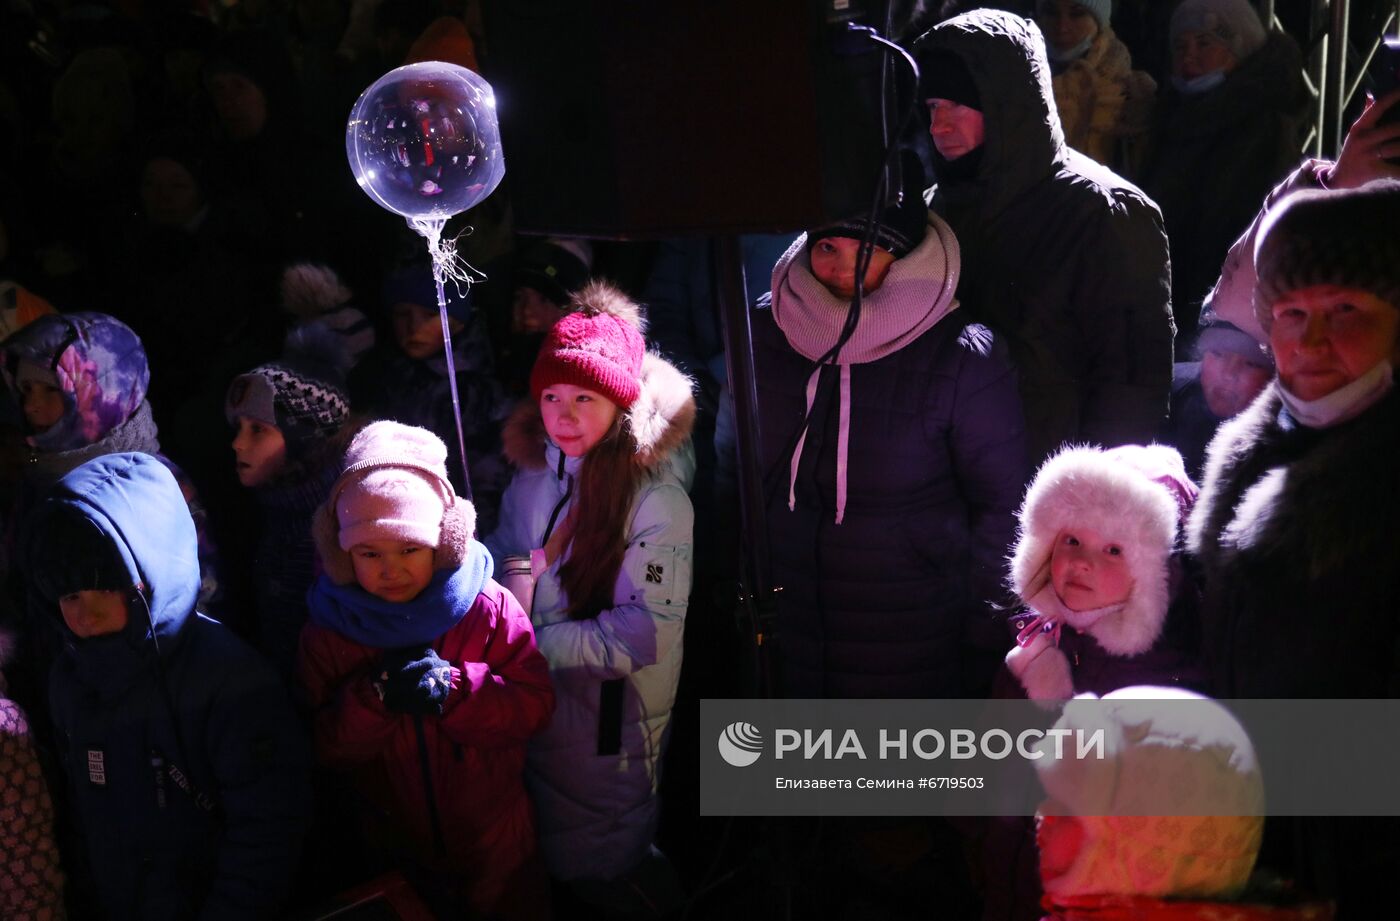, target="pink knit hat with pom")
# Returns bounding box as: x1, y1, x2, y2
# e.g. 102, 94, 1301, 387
529, 281, 646, 408
332, 421, 455, 550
